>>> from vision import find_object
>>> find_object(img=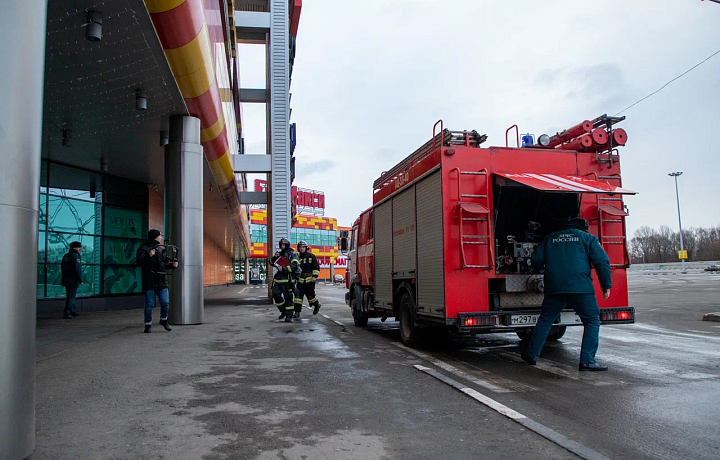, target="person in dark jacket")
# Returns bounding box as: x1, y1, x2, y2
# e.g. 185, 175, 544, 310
270, 238, 301, 322
293, 241, 322, 317
60, 241, 83, 318
522, 217, 612, 371
136, 229, 177, 333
